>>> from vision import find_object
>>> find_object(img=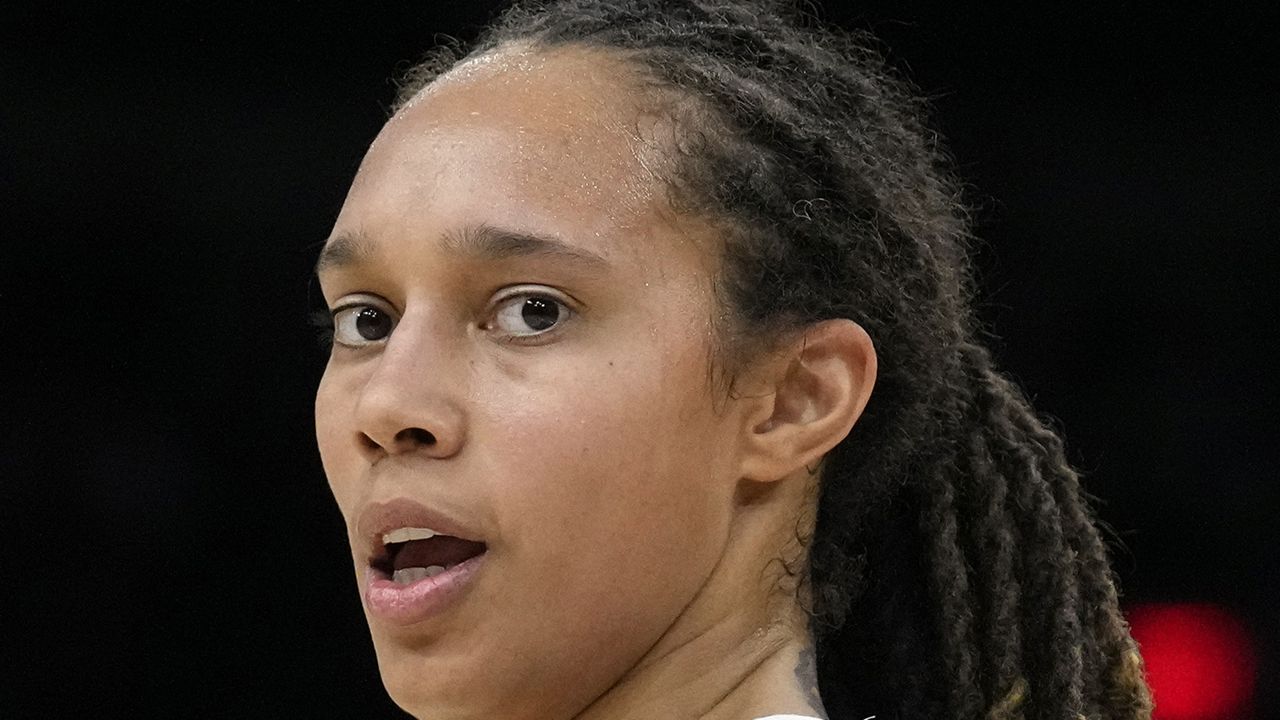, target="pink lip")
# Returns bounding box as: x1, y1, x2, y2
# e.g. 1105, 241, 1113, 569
364, 551, 486, 625
356, 497, 488, 626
